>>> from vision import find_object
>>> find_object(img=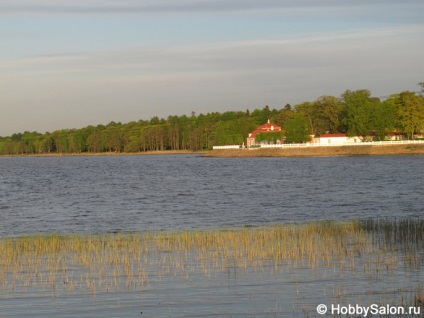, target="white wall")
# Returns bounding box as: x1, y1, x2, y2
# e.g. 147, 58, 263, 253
318, 136, 360, 145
